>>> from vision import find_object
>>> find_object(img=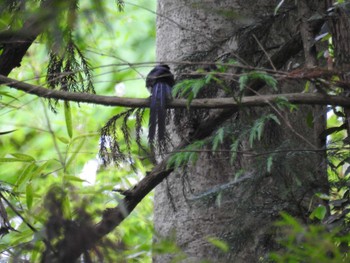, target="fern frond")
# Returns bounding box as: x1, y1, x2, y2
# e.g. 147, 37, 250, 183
249, 114, 280, 147
167, 140, 206, 169
46, 35, 95, 111
99, 108, 147, 167
239, 71, 277, 91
